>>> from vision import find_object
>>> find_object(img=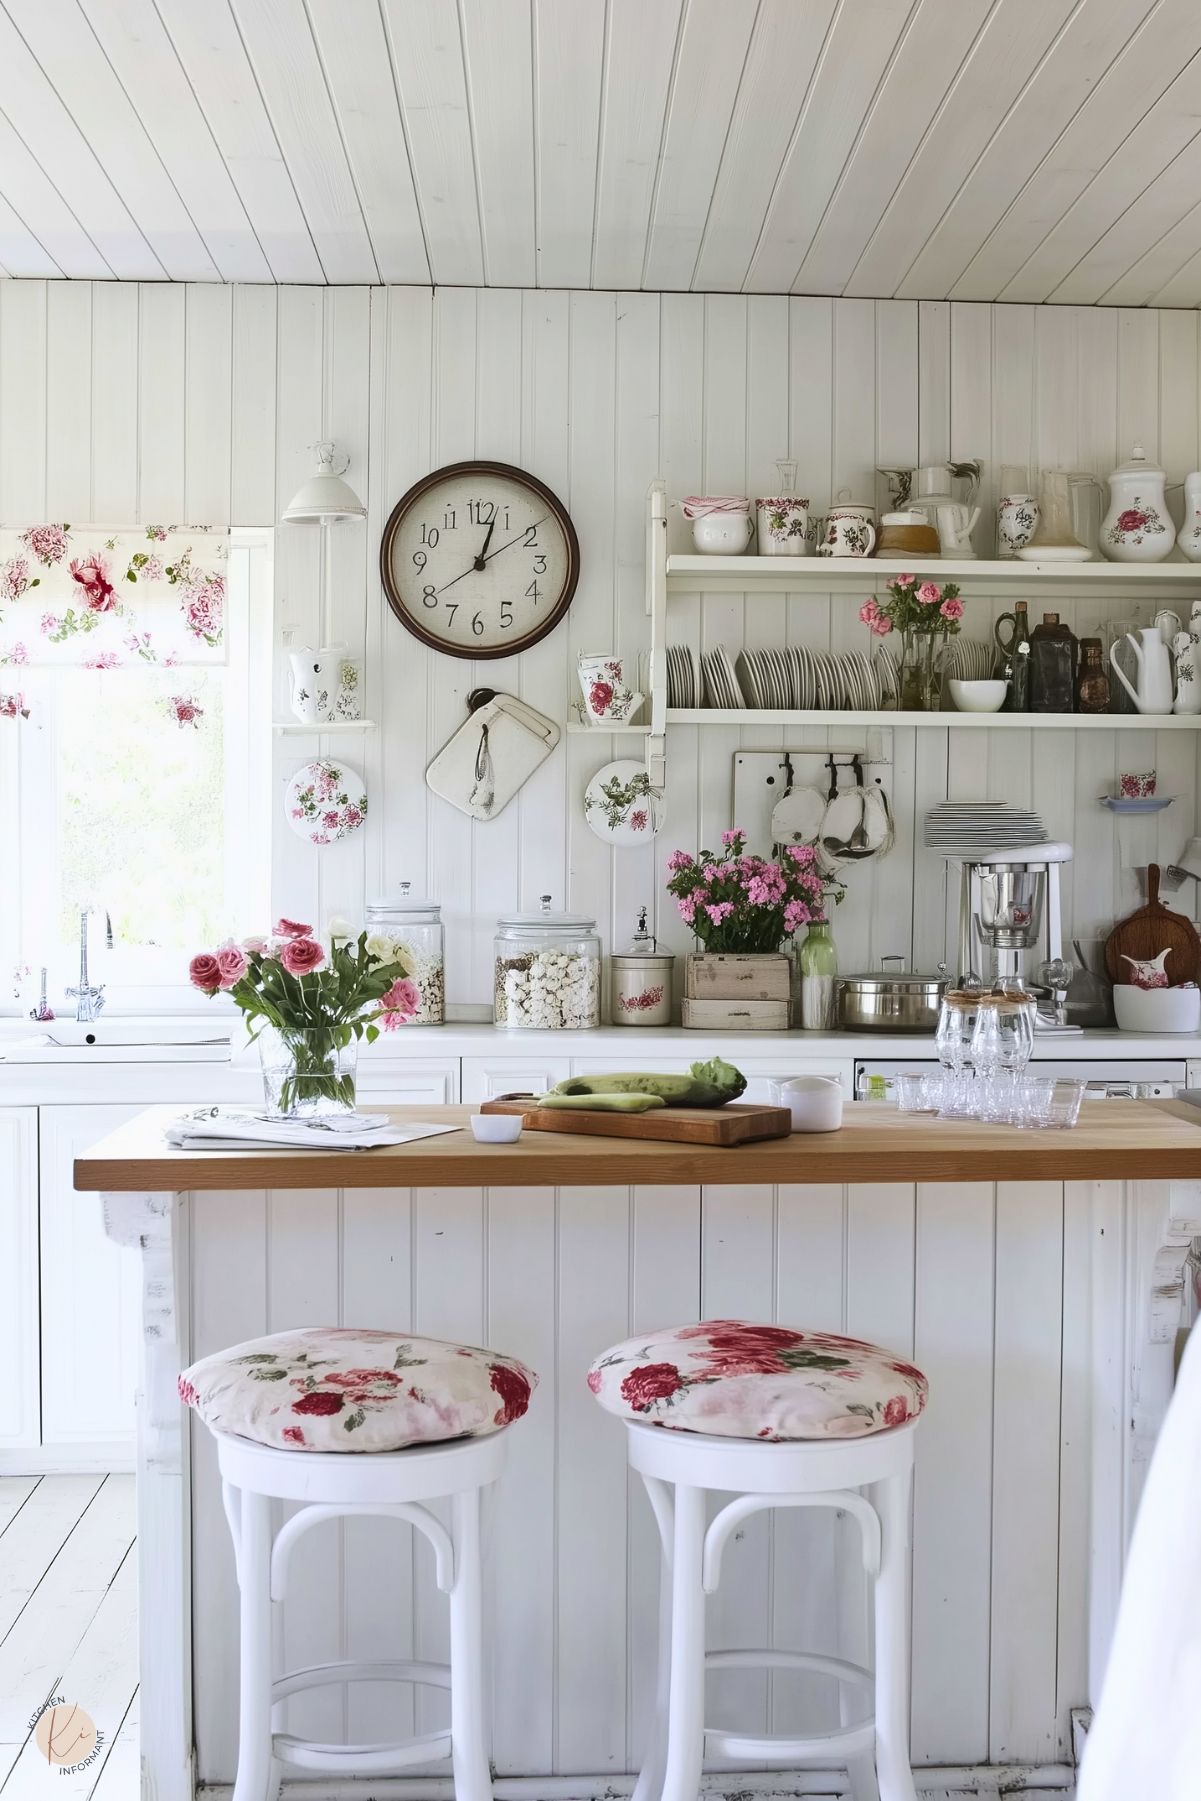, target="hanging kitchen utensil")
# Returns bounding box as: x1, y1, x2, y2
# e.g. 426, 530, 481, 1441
425, 688, 560, 822
1103, 864, 1201, 986
819, 755, 893, 869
